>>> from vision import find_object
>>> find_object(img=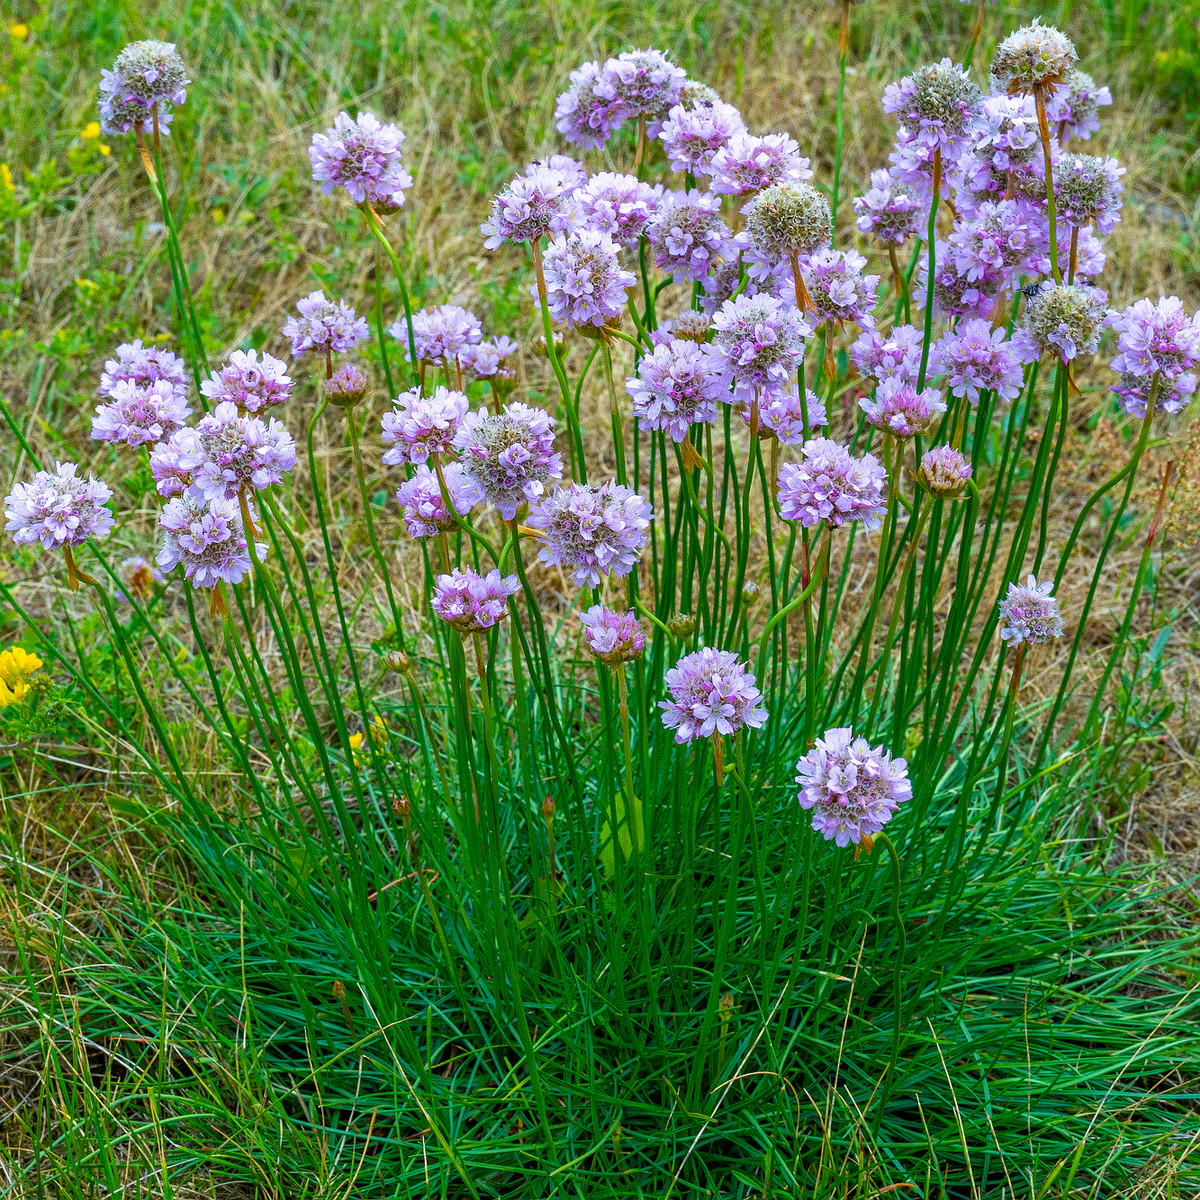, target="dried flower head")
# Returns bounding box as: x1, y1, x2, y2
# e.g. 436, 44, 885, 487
917, 444, 973, 497
431, 567, 520, 632
1013, 281, 1107, 363
626, 338, 724, 442
98, 41, 189, 136
91, 379, 192, 447
116, 556, 164, 602
710, 132, 814, 197
929, 318, 1024, 404
776, 437, 888, 530
859, 379, 947, 438
394, 305, 482, 368
454, 401, 564, 520
658, 100, 746, 175
1053, 153, 1125, 235
579, 605, 647, 665
283, 290, 370, 358
991, 21, 1078, 95
745, 180, 831, 262
394, 462, 478, 538
538, 229, 637, 329
999, 574, 1063, 645
99, 339, 187, 398
5, 462, 114, 549
852, 169, 922, 245
381, 386, 471, 466
644, 189, 735, 284
200, 350, 293, 414
1046, 70, 1112, 142
309, 111, 413, 207
481, 165, 580, 249
577, 172, 661, 248
156, 493, 264, 589
659, 647, 767, 743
